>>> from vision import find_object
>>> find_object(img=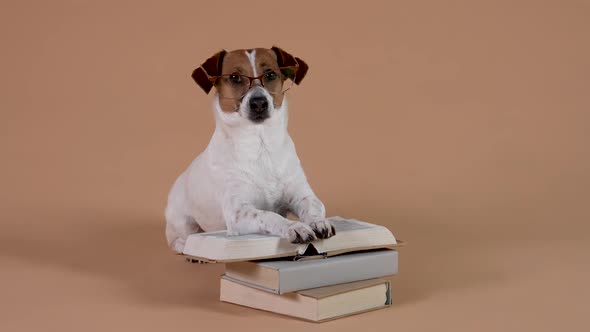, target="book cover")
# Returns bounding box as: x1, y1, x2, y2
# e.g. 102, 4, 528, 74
225, 249, 398, 294
220, 276, 392, 322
